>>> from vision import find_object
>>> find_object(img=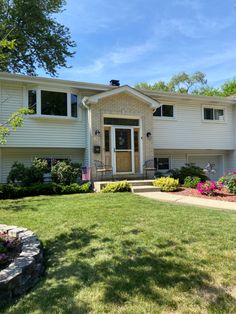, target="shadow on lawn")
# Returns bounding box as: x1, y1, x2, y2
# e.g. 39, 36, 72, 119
1, 225, 236, 313
0, 198, 53, 211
